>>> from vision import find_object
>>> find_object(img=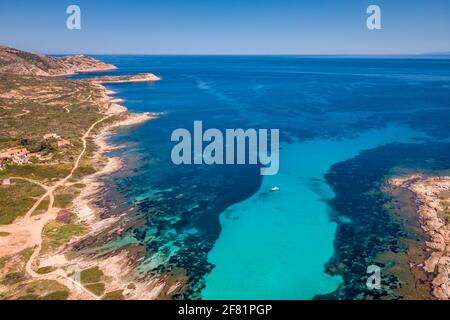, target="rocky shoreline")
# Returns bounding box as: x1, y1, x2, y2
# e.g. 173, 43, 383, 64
390, 175, 450, 299
34, 89, 169, 299
51, 82, 173, 298
0, 44, 179, 299
92, 73, 161, 83
320, 142, 450, 300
